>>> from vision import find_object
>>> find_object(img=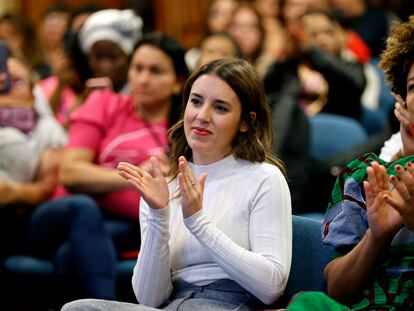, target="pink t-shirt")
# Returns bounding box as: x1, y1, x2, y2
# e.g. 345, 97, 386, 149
37, 76, 77, 126
59, 89, 168, 219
